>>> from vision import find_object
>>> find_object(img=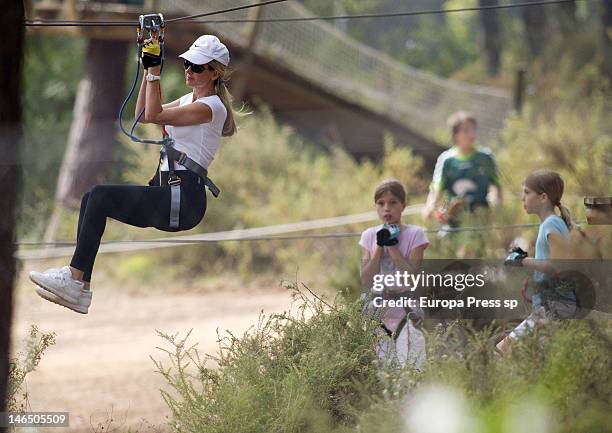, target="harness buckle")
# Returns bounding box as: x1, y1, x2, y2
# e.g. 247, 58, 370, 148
168, 176, 181, 186
177, 152, 187, 165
